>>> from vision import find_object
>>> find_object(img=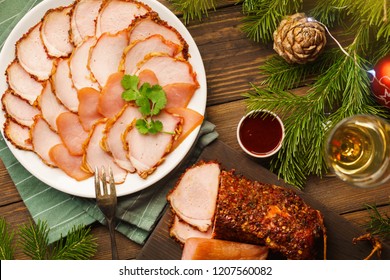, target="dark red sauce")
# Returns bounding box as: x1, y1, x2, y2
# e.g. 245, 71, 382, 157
239, 112, 283, 155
